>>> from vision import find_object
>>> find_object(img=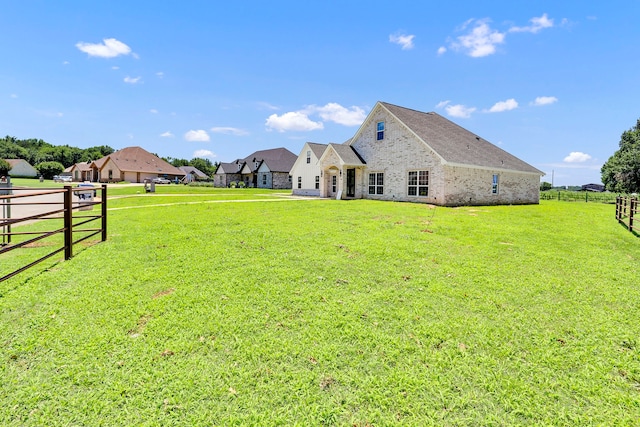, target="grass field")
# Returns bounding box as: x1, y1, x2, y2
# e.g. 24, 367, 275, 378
1, 186, 639, 426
